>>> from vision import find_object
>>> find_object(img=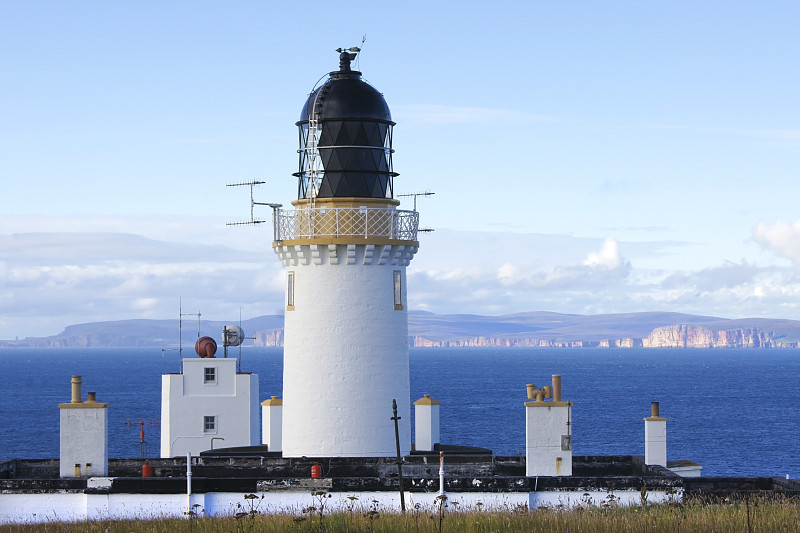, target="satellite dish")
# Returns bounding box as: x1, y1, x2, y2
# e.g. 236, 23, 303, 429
223, 325, 245, 347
